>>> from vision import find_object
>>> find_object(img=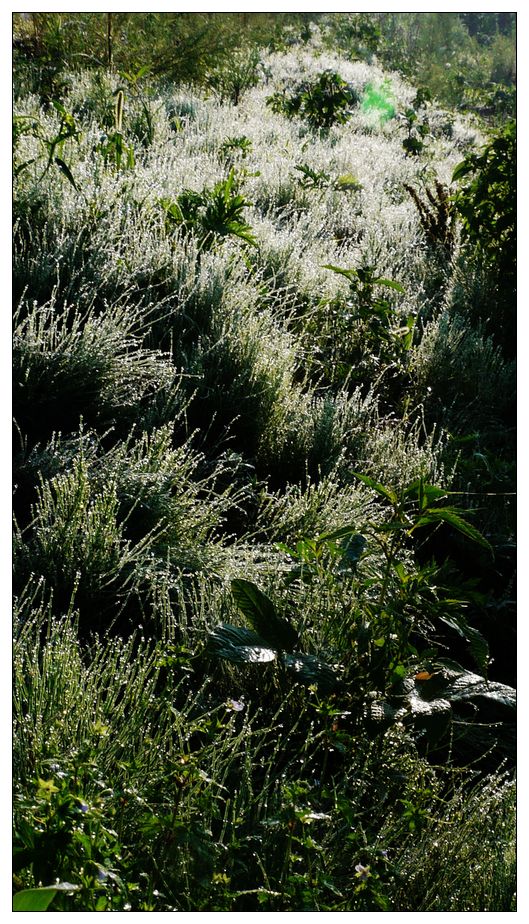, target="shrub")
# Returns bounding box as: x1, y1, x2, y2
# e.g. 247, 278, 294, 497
267, 71, 360, 130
